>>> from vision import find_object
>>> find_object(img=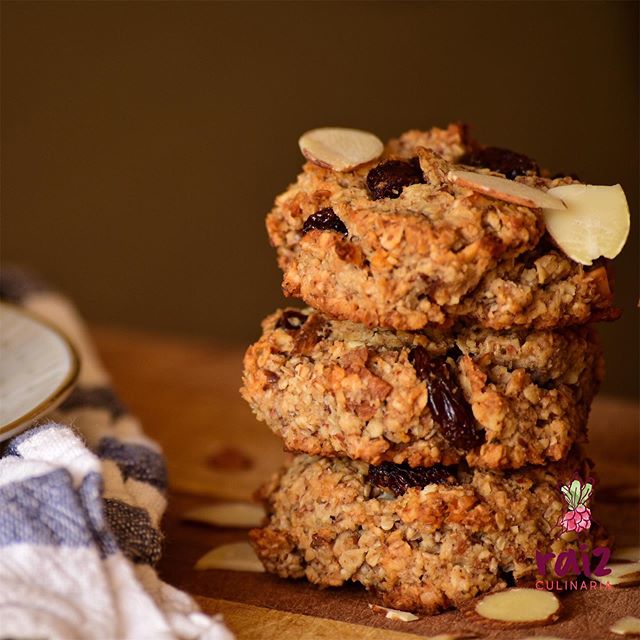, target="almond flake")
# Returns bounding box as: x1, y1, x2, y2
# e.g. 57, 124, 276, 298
299, 128, 383, 172
368, 603, 419, 622
610, 616, 640, 636
543, 184, 630, 265
448, 169, 566, 209
474, 588, 560, 626
195, 542, 265, 573
182, 502, 265, 528
594, 562, 640, 586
